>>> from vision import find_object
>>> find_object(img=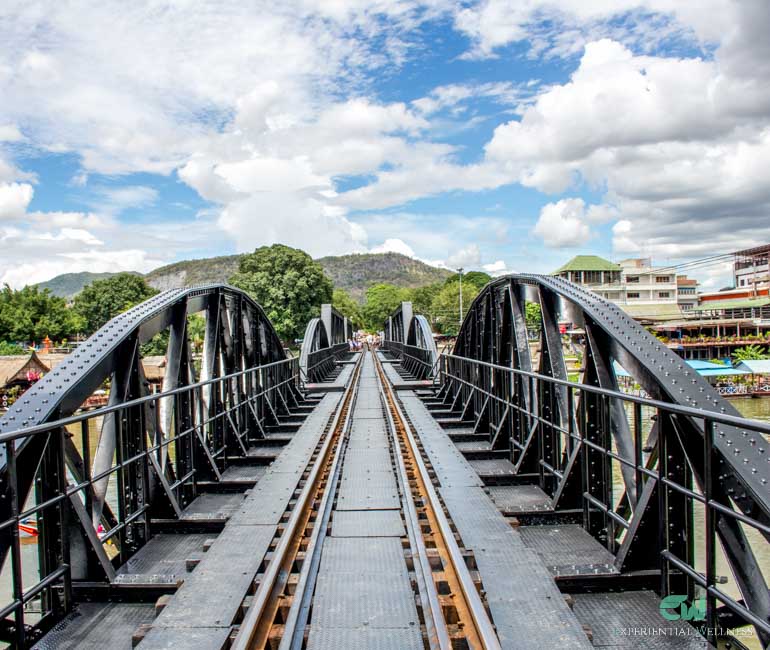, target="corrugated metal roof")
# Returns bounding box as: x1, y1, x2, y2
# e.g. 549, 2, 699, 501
735, 360, 770, 374
617, 303, 684, 321
552, 255, 621, 273
694, 297, 770, 311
